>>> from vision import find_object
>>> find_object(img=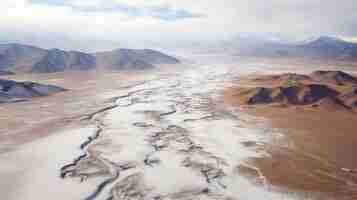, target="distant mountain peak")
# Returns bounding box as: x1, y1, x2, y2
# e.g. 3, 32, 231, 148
317, 36, 344, 42
298, 36, 343, 45
0, 43, 180, 73
307, 36, 347, 46
0, 43, 44, 51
